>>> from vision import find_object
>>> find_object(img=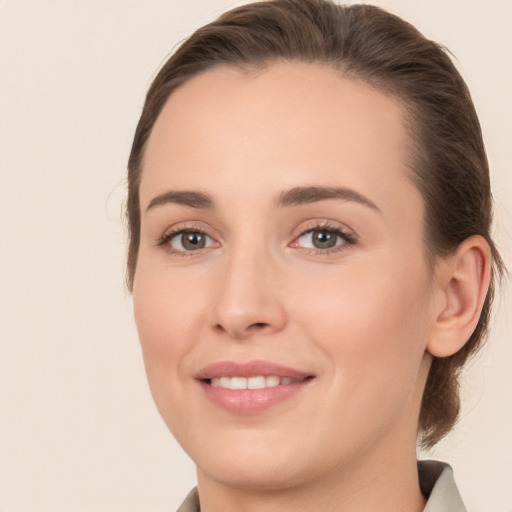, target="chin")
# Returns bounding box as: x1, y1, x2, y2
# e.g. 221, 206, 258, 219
187, 426, 350, 494
181, 429, 315, 491
198, 457, 309, 492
